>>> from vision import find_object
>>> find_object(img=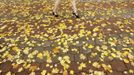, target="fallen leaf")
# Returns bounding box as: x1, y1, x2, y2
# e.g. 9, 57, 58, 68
37, 53, 43, 59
